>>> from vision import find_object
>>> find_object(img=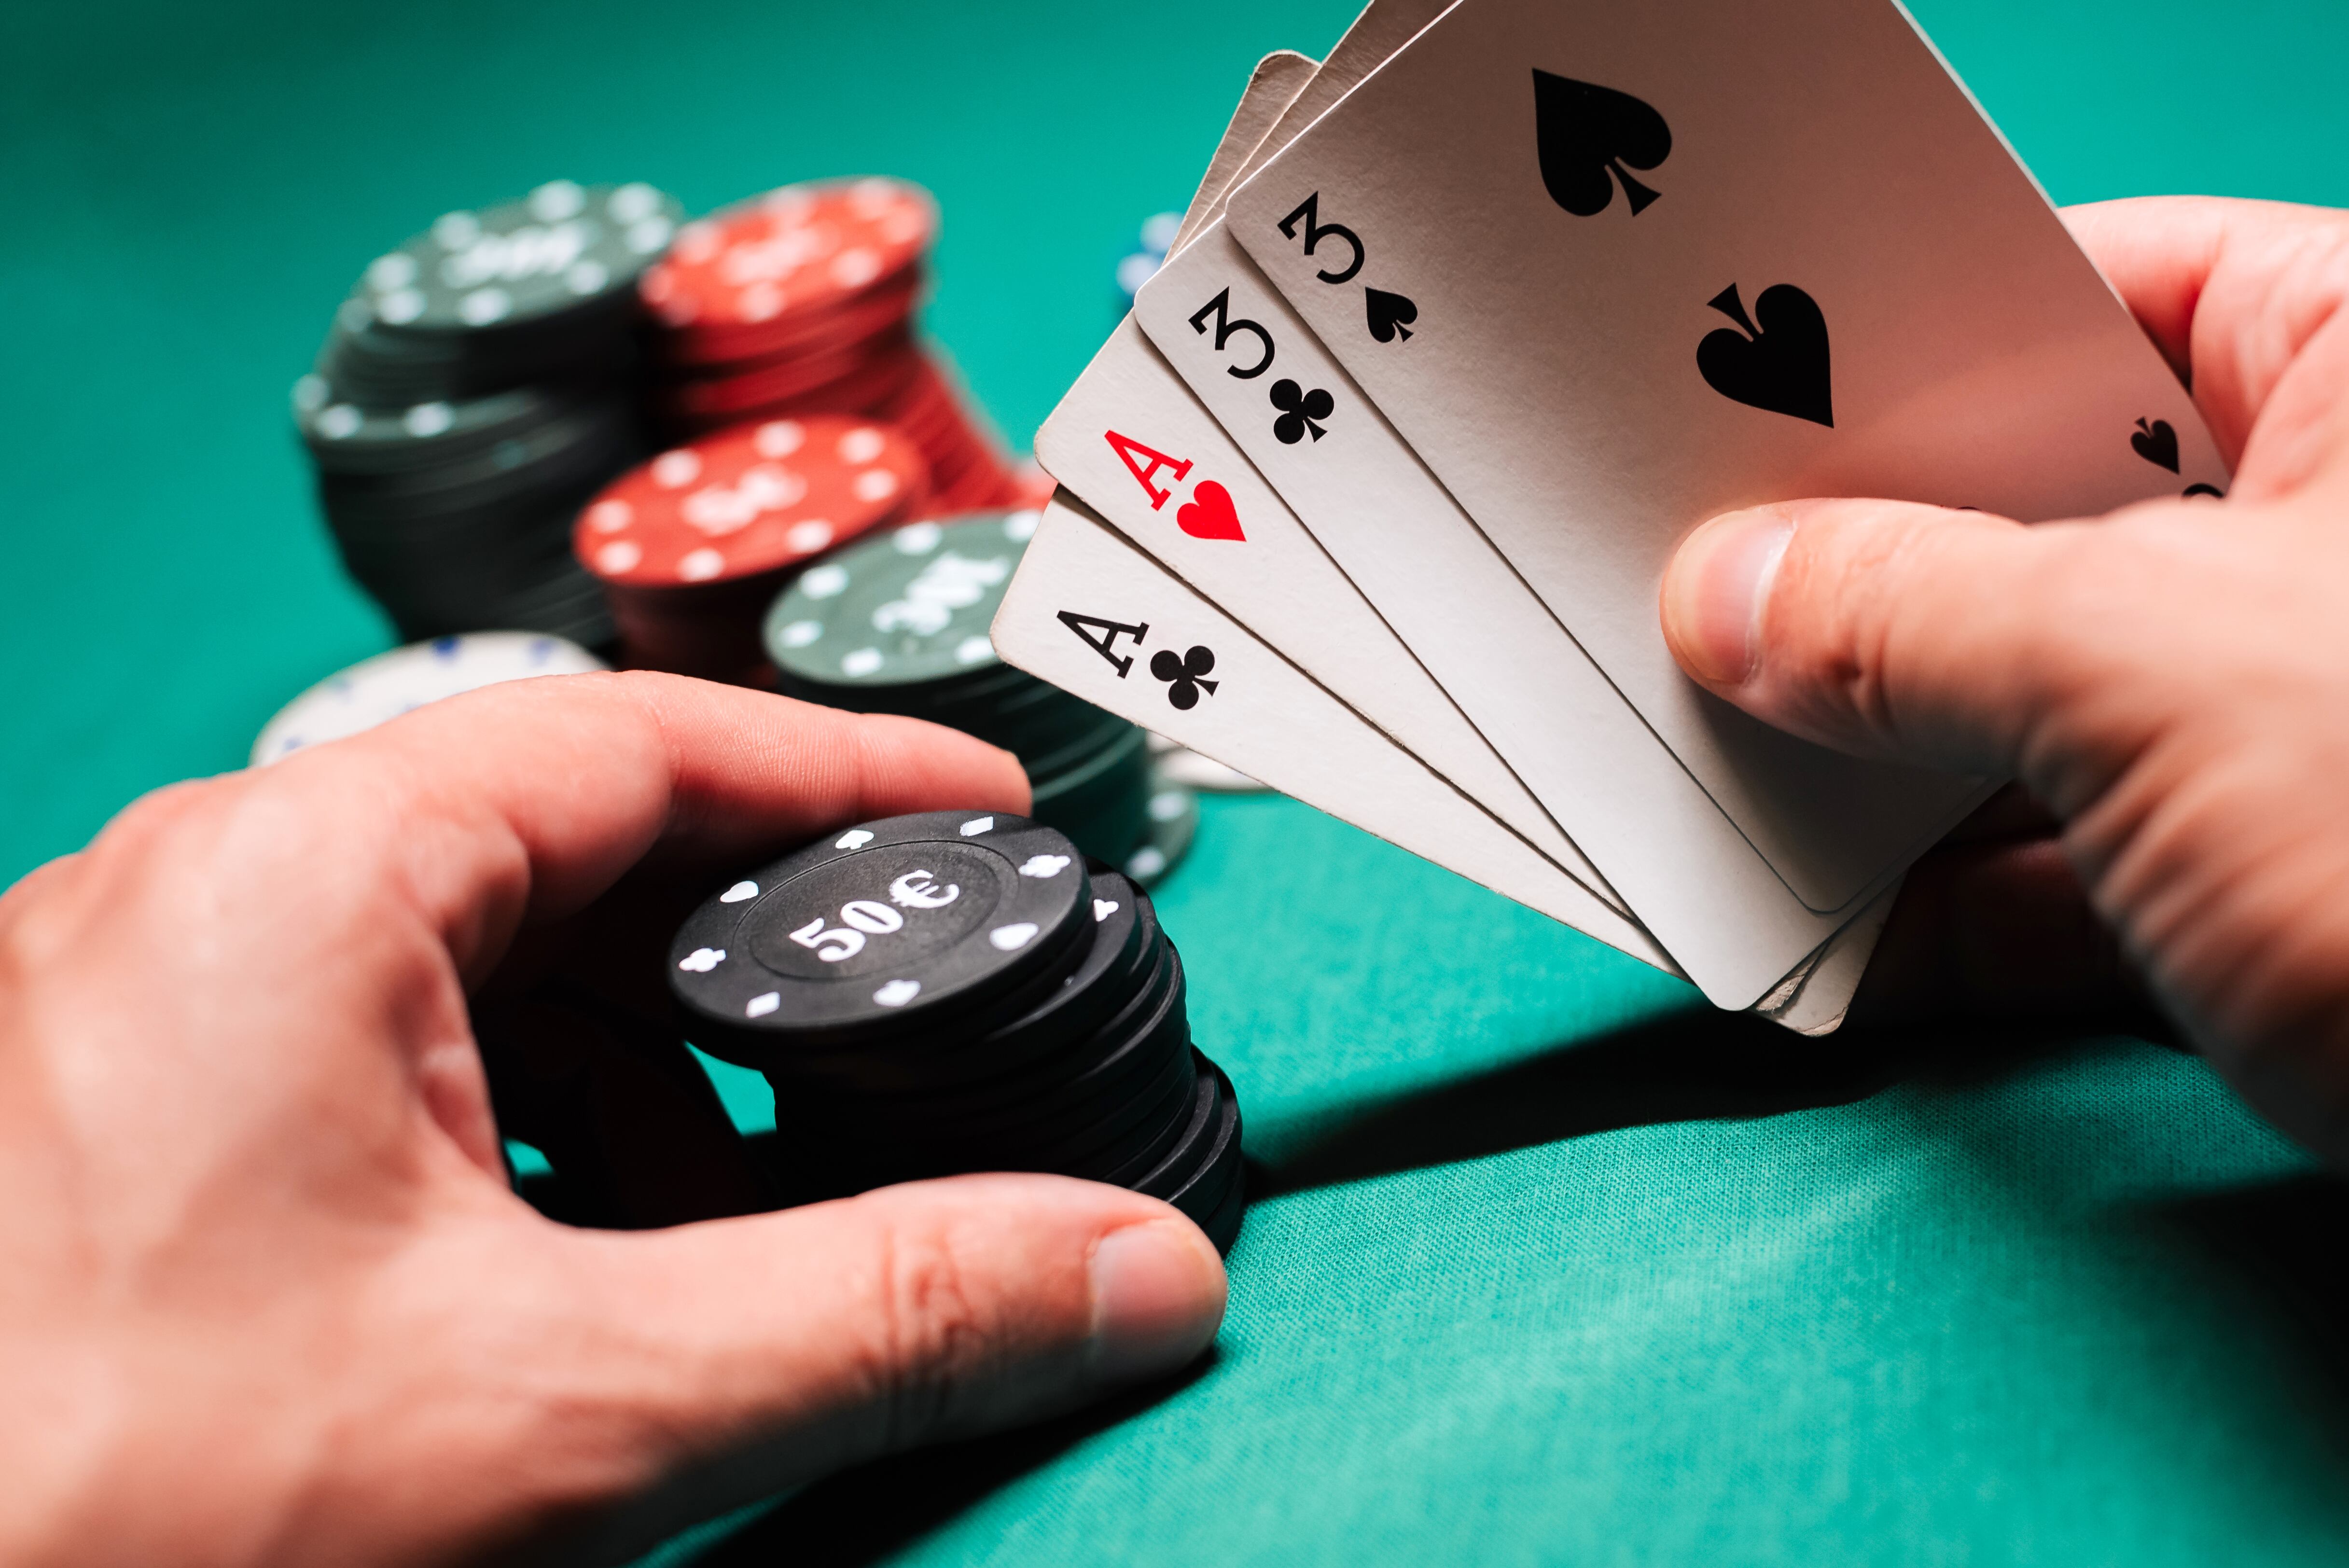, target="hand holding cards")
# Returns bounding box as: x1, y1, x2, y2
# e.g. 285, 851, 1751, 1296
996, 0, 2225, 1024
